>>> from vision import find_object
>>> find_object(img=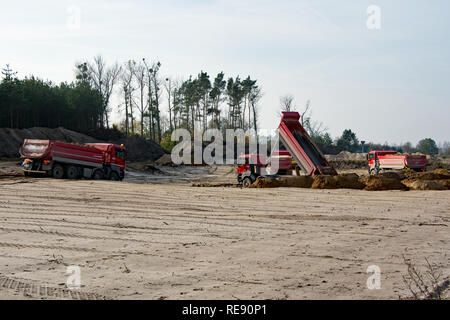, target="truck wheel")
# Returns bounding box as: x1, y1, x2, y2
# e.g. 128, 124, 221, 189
242, 177, 252, 188
110, 172, 119, 181
93, 170, 104, 180
52, 164, 65, 179
66, 166, 79, 179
